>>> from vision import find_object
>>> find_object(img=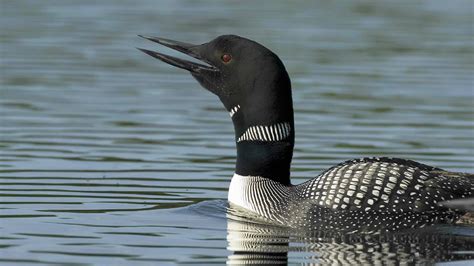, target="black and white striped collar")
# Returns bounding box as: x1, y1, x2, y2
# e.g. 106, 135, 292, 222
237, 122, 291, 142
